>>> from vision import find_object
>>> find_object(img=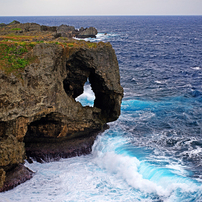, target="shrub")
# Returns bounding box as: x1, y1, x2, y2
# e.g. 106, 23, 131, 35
10, 28, 22, 31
